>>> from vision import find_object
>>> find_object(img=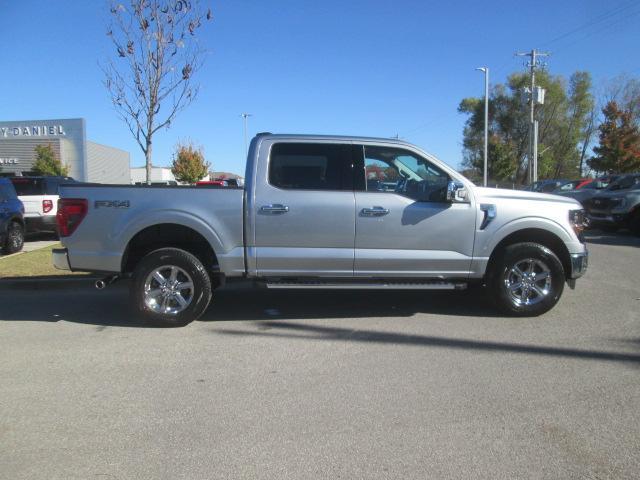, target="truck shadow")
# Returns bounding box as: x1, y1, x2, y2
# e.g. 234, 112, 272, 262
200, 286, 500, 322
